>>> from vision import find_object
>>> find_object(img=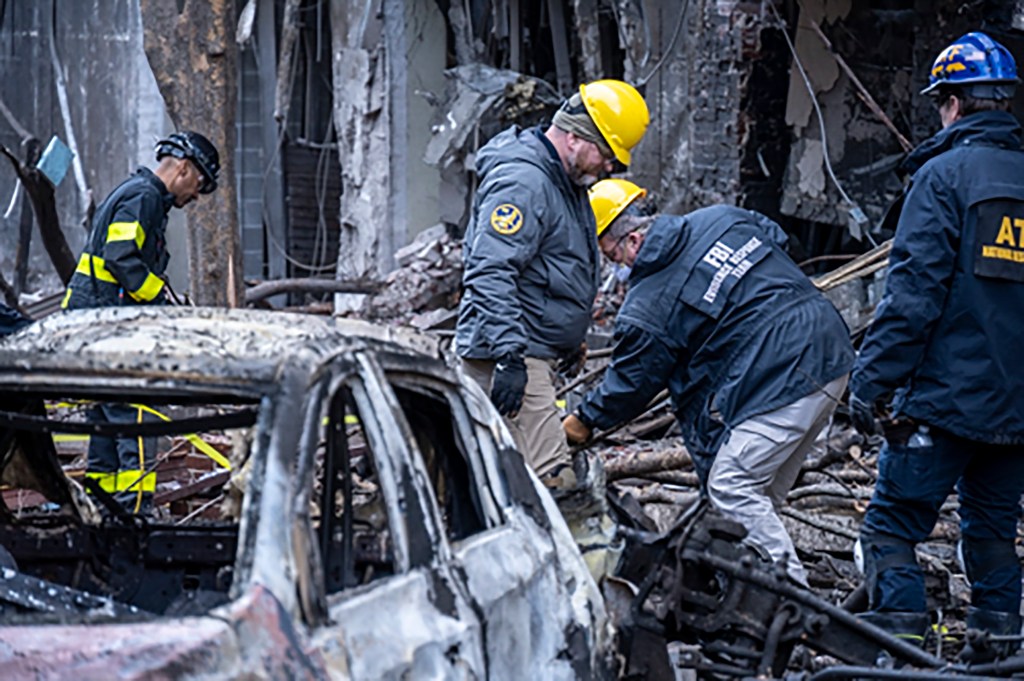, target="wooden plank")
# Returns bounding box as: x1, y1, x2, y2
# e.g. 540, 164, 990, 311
154, 469, 231, 506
